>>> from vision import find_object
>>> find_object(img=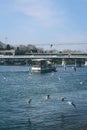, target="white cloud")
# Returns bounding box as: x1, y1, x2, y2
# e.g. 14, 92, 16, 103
13, 0, 66, 26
